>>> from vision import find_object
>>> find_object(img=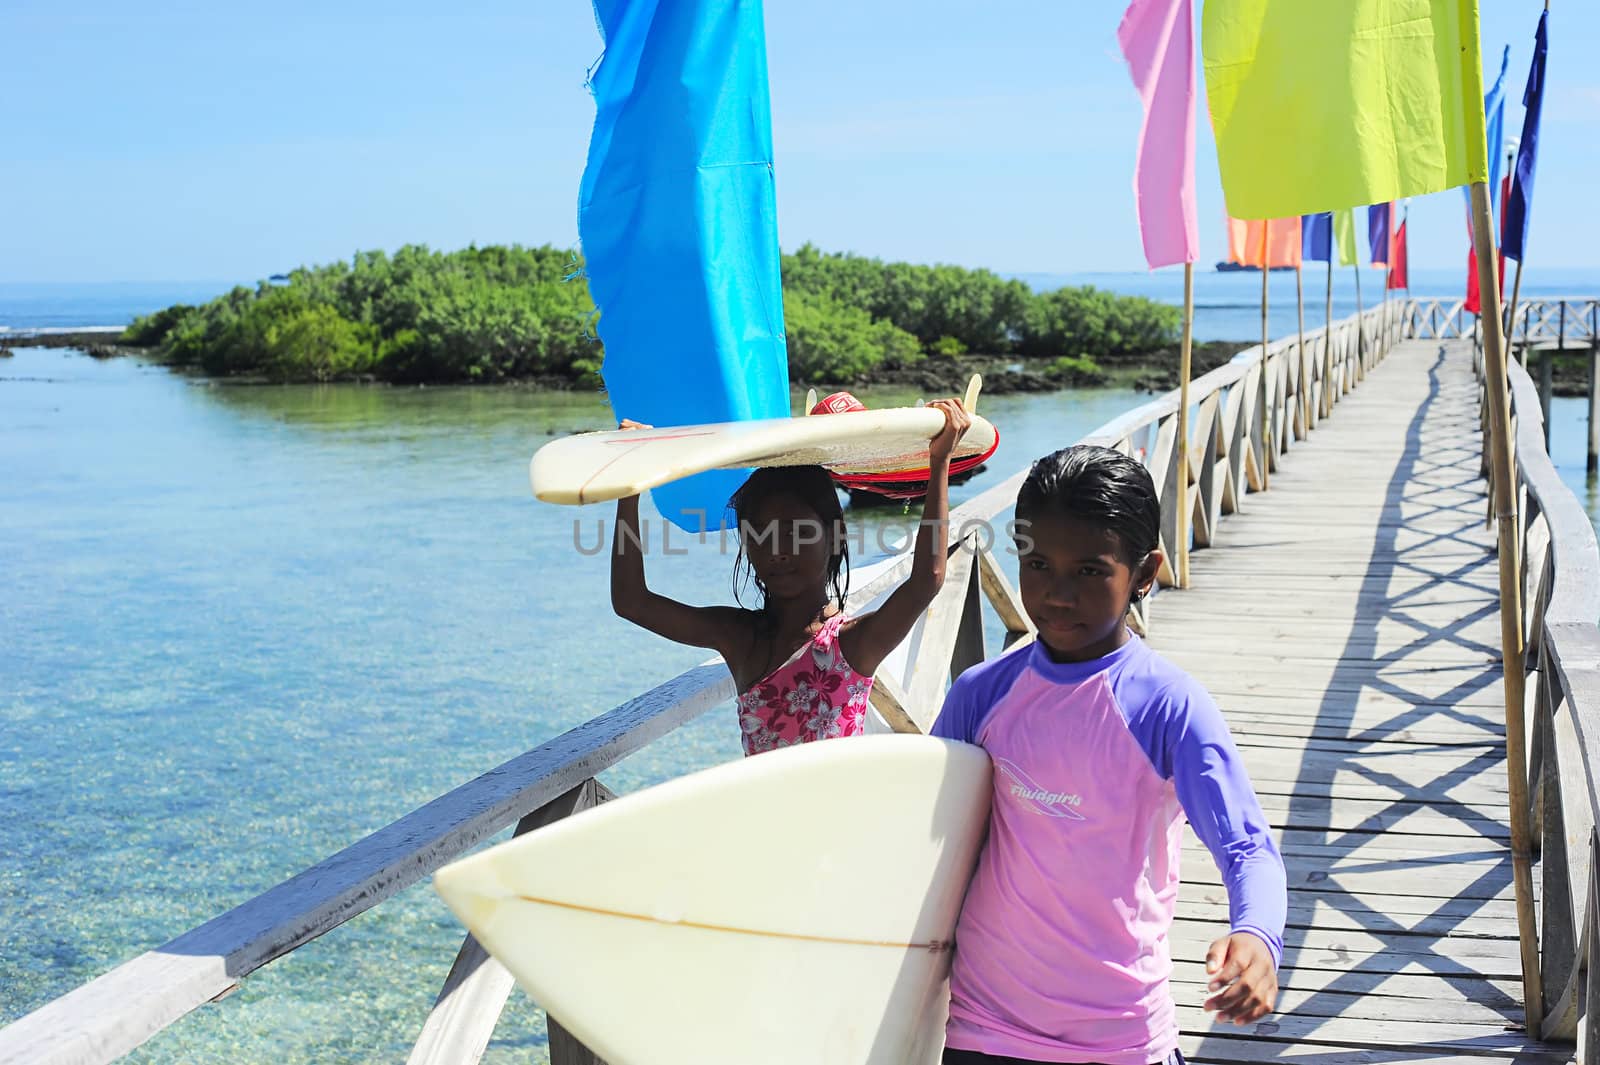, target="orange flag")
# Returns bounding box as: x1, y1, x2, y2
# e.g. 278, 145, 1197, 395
1226, 216, 1303, 267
